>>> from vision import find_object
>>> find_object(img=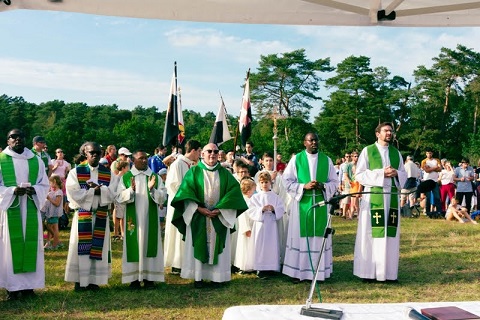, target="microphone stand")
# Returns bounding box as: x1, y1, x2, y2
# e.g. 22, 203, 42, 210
300, 199, 343, 319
